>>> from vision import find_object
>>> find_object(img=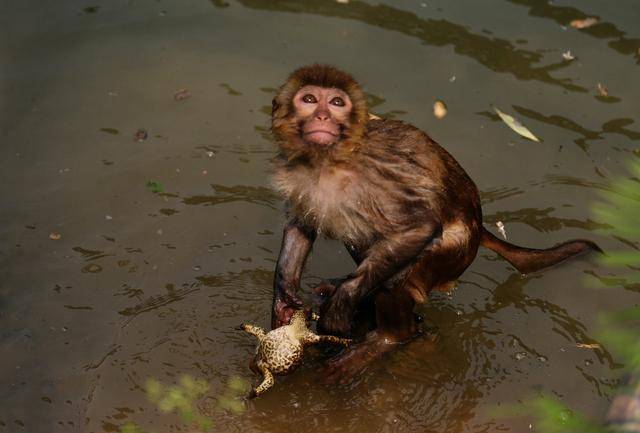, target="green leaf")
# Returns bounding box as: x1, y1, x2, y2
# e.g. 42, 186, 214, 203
494, 107, 540, 142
